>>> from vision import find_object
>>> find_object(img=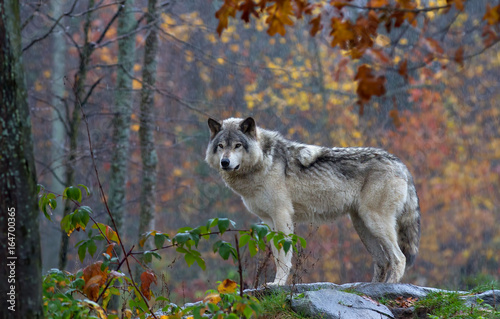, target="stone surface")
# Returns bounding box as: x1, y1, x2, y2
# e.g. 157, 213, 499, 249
291, 289, 394, 319
464, 289, 500, 308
